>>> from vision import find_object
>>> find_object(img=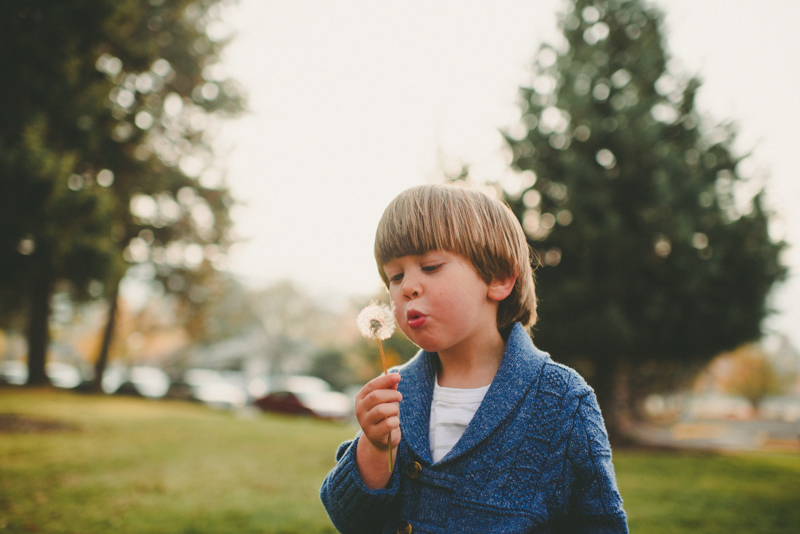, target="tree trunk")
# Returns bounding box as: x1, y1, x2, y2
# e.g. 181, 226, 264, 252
26, 265, 53, 386
91, 283, 119, 392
